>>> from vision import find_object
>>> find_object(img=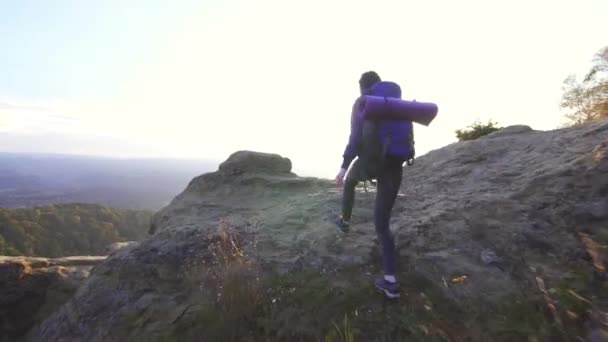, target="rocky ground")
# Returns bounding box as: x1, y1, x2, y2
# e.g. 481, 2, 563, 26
26, 120, 608, 341
0, 256, 107, 342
